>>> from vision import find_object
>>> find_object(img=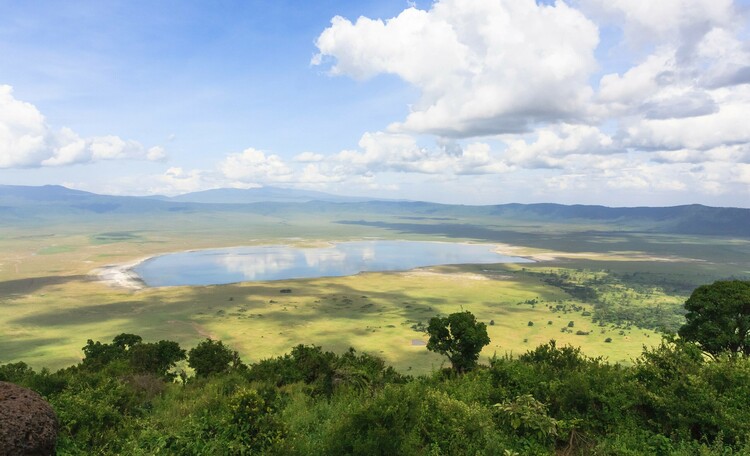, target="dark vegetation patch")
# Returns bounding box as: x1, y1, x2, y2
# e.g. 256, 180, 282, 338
90, 232, 142, 244
519, 267, 690, 332
3, 335, 749, 455
0, 275, 88, 296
